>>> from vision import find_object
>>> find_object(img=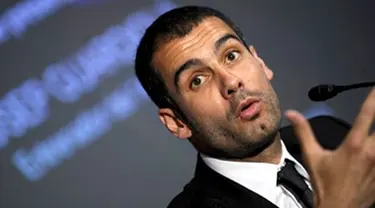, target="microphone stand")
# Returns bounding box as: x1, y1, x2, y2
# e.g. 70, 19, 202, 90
339, 81, 375, 91
309, 81, 375, 102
